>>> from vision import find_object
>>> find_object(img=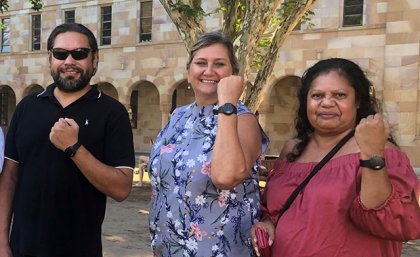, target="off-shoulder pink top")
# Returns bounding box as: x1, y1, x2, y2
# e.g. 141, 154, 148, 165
261, 148, 420, 257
